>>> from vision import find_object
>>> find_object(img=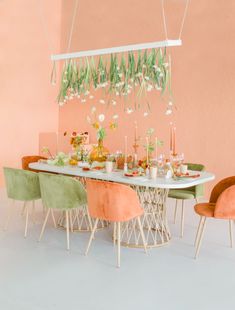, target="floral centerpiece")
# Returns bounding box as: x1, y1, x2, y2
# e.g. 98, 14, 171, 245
41, 146, 54, 159
139, 128, 163, 169
70, 132, 83, 151
64, 131, 89, 164
87, 107, 118, 162
47, 152, 69, 167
